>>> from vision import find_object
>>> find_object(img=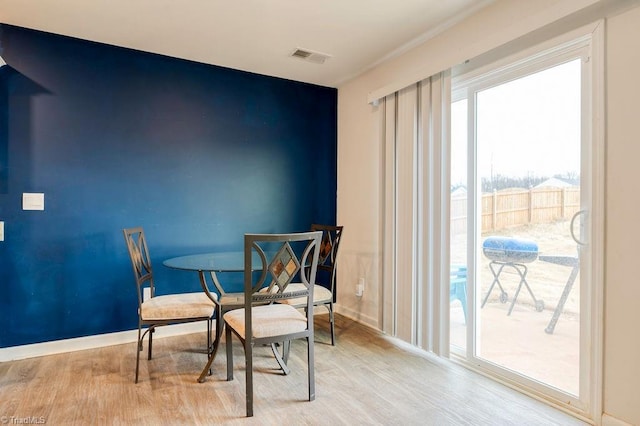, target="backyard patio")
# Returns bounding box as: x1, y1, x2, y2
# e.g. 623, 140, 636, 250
450, 219, 581, 396
450, 302, 579, 395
